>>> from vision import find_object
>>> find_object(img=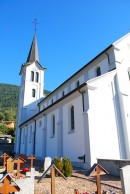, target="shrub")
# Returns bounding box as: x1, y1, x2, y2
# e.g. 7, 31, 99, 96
54, 156, 73, 177
54, 157, 63, 176
62, 157, 73, 177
